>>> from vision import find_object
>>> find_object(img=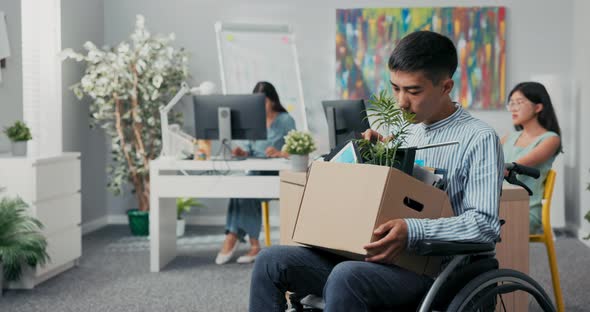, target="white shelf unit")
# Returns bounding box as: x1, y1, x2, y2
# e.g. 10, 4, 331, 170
0, 153, 81, 289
